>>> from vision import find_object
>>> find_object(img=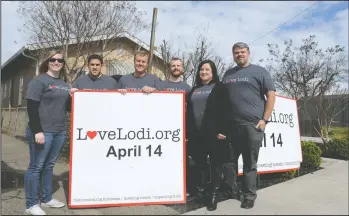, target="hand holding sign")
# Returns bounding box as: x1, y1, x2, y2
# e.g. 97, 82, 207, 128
69, 91, 185, 208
